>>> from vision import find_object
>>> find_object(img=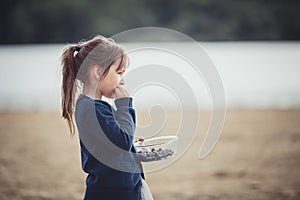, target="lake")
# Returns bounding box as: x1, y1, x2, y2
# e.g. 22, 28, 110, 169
0, 42, 299, 111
